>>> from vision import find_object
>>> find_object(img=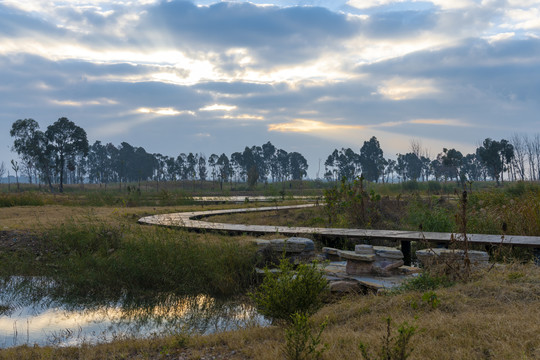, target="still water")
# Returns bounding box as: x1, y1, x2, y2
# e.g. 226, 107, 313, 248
0, 277, 267, 348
